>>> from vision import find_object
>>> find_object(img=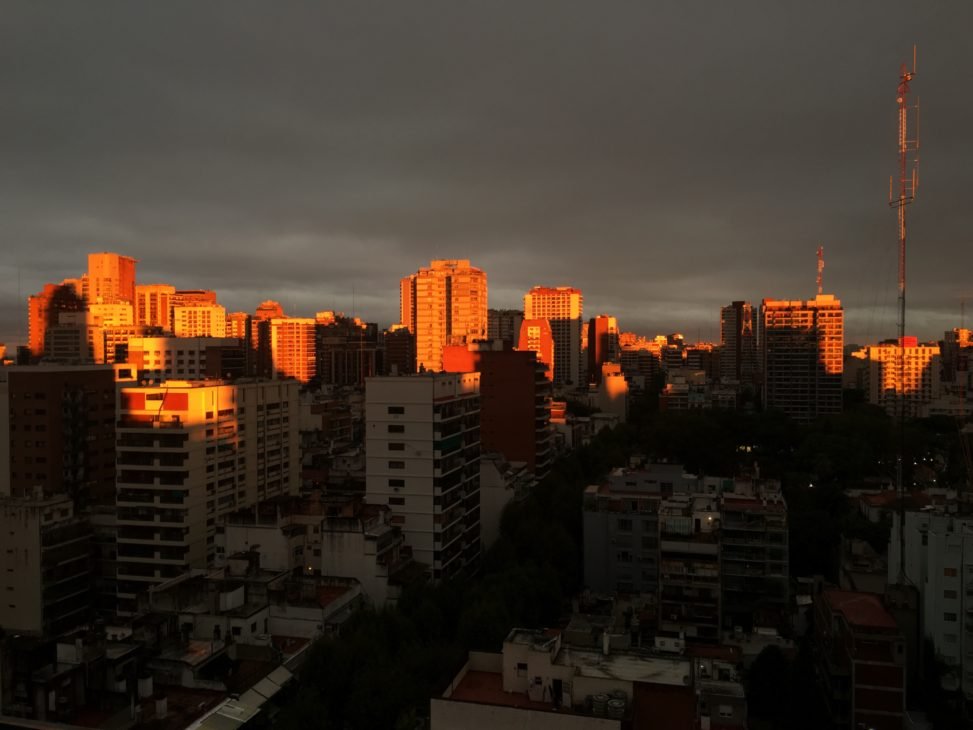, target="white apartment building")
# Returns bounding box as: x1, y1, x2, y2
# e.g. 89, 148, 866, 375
115, 379, 299, 615
888, 506, 973, 698
365, 373, 481, 580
